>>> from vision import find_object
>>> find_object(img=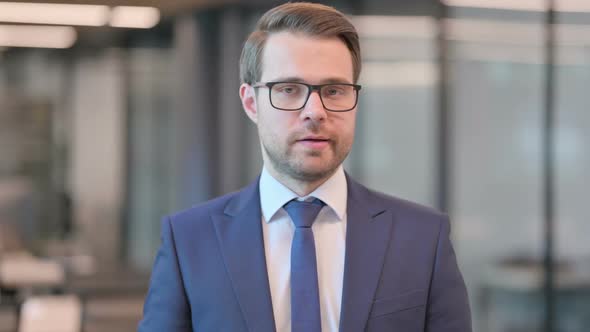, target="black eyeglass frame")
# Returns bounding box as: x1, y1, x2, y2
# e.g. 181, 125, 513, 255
252, 81, 362, 112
